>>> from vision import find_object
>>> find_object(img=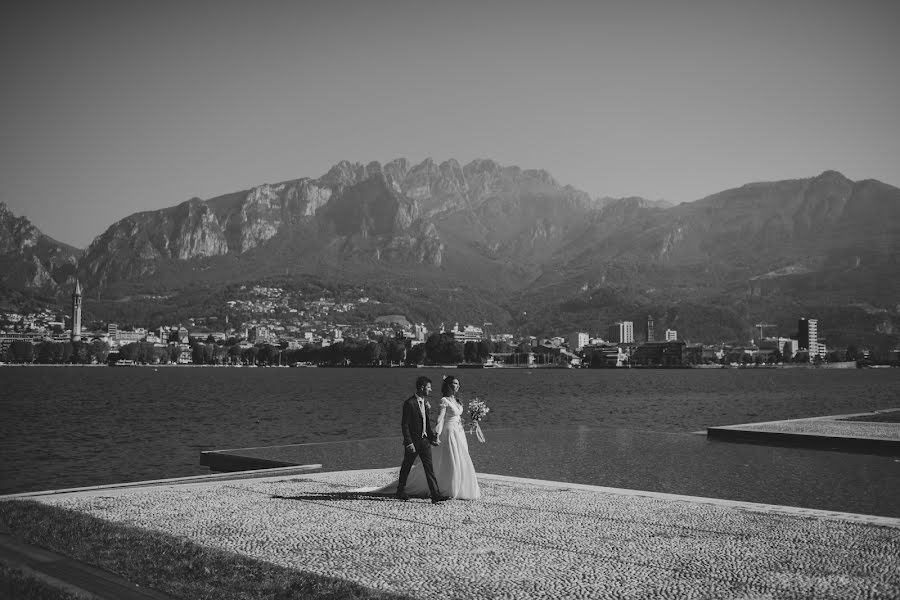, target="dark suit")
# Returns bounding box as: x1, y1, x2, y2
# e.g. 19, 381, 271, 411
398, 394, 441, 498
